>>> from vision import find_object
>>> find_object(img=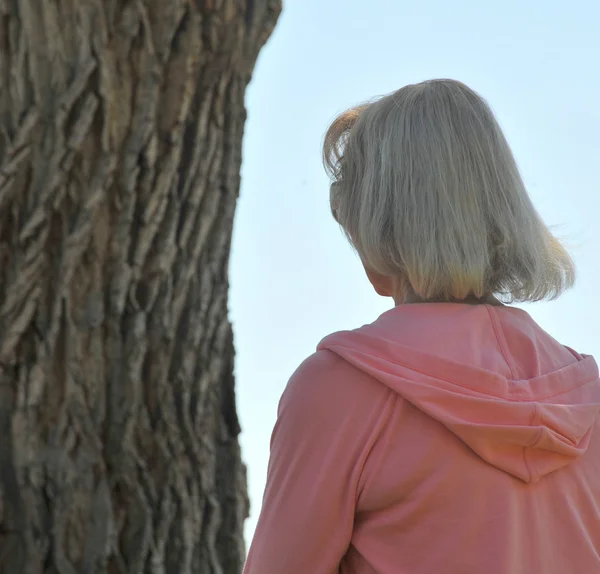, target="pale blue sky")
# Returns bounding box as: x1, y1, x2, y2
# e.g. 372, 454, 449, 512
230, 0, 600, 543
